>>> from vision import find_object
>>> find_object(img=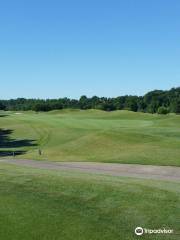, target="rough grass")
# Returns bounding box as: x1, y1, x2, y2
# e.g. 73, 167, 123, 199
0, 110, 180, 166
0, 163, 179, 240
